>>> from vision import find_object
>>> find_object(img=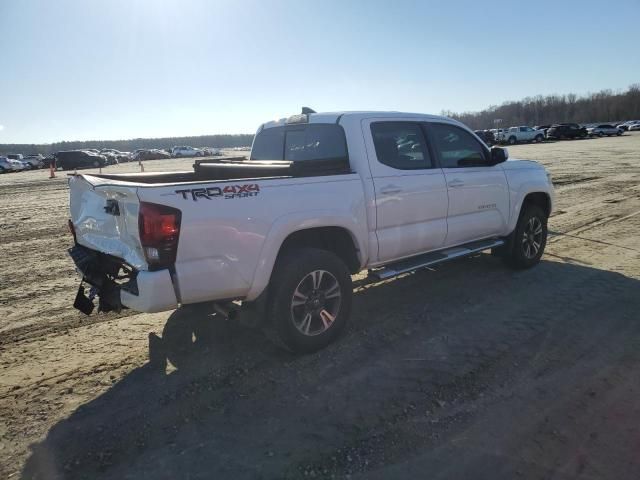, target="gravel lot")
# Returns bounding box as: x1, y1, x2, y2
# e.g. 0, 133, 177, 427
1, 136, 640, 479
